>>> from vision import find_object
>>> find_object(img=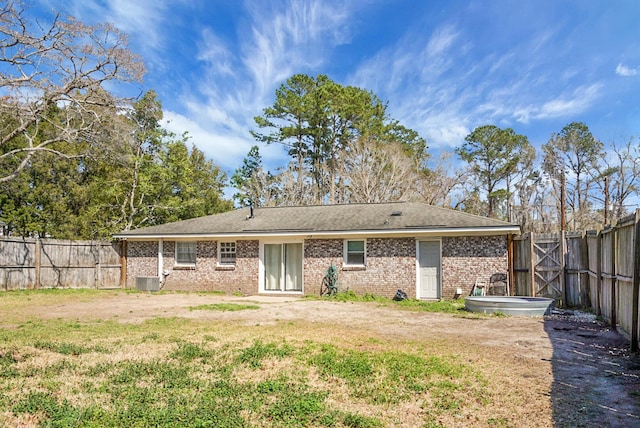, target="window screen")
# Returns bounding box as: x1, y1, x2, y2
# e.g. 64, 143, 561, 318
345, 240, 365, 265
176, 242, 196, 265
